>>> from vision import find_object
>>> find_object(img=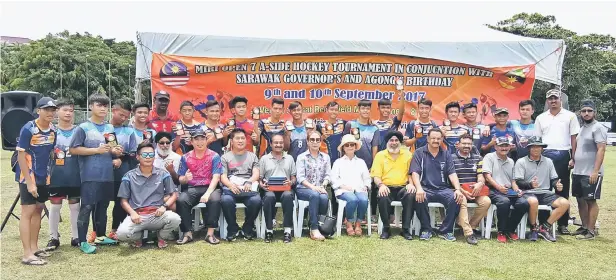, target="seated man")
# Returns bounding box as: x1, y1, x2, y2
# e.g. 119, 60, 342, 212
410, 129, 464, 242
220, 128, 263, 241
259, 134, 297, 243
451, 134, 490, 244
116, 142, 181, 248
175, 130, 223, 245
152, 132, 182, 211
483, 137, 529, 242
514, 137, 570, 242
371, 131, 417, 240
